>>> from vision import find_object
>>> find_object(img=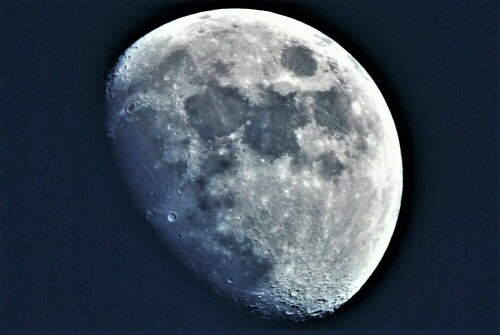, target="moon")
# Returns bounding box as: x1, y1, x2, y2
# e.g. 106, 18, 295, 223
106, 9, 402, 321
